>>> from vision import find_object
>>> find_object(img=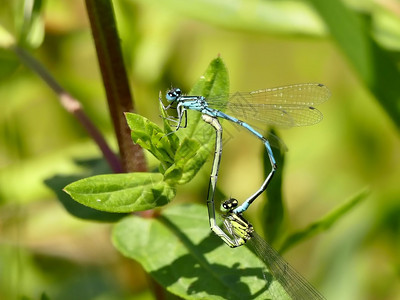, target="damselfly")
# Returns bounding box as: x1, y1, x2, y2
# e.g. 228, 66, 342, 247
202, 114, 325, 299
161, 83, 330, 214
222, 198, 326, 300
